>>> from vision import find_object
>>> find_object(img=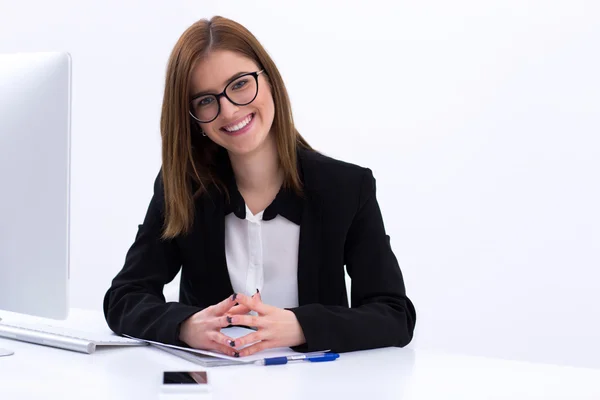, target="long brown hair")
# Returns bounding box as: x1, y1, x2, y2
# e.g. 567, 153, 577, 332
160, 16, 311, 239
